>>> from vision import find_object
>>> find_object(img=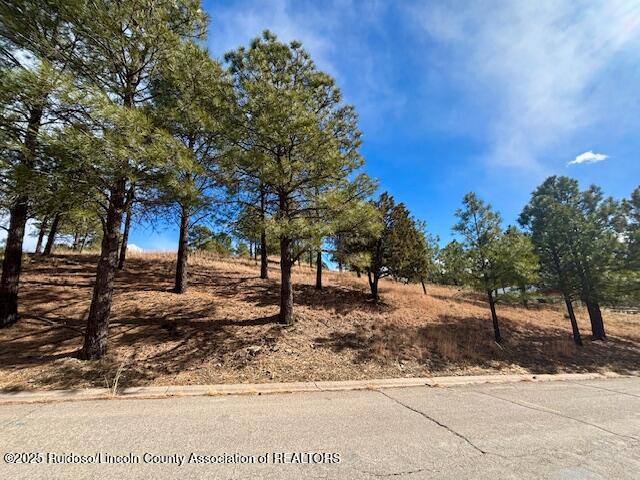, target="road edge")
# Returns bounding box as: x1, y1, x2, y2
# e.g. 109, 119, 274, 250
0, 371, 632, 405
